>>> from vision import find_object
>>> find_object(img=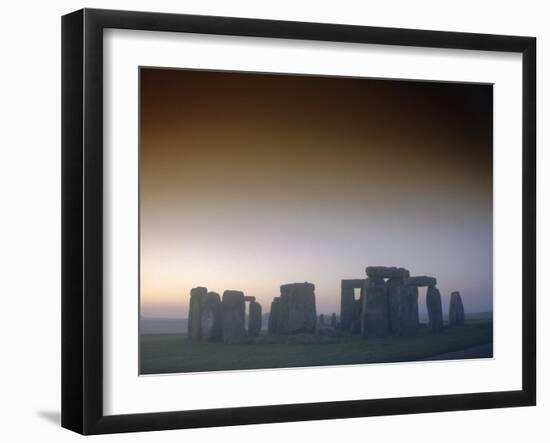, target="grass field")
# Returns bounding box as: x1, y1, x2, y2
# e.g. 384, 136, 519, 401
140, 320, 492, 375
